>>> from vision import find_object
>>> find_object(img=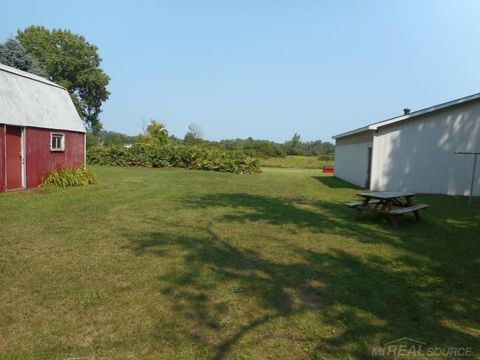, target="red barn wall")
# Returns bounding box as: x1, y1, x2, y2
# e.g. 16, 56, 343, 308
0, 125, 4, 192
25, 128, 85, 188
